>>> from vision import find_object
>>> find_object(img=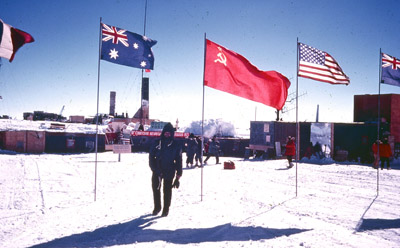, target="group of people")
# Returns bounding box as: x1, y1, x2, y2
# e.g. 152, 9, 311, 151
185, 134, 221, 167
284, 135, 394, 170
372, 137, 392, 170
303, 141, 324, 159
148, 123, 221, 217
